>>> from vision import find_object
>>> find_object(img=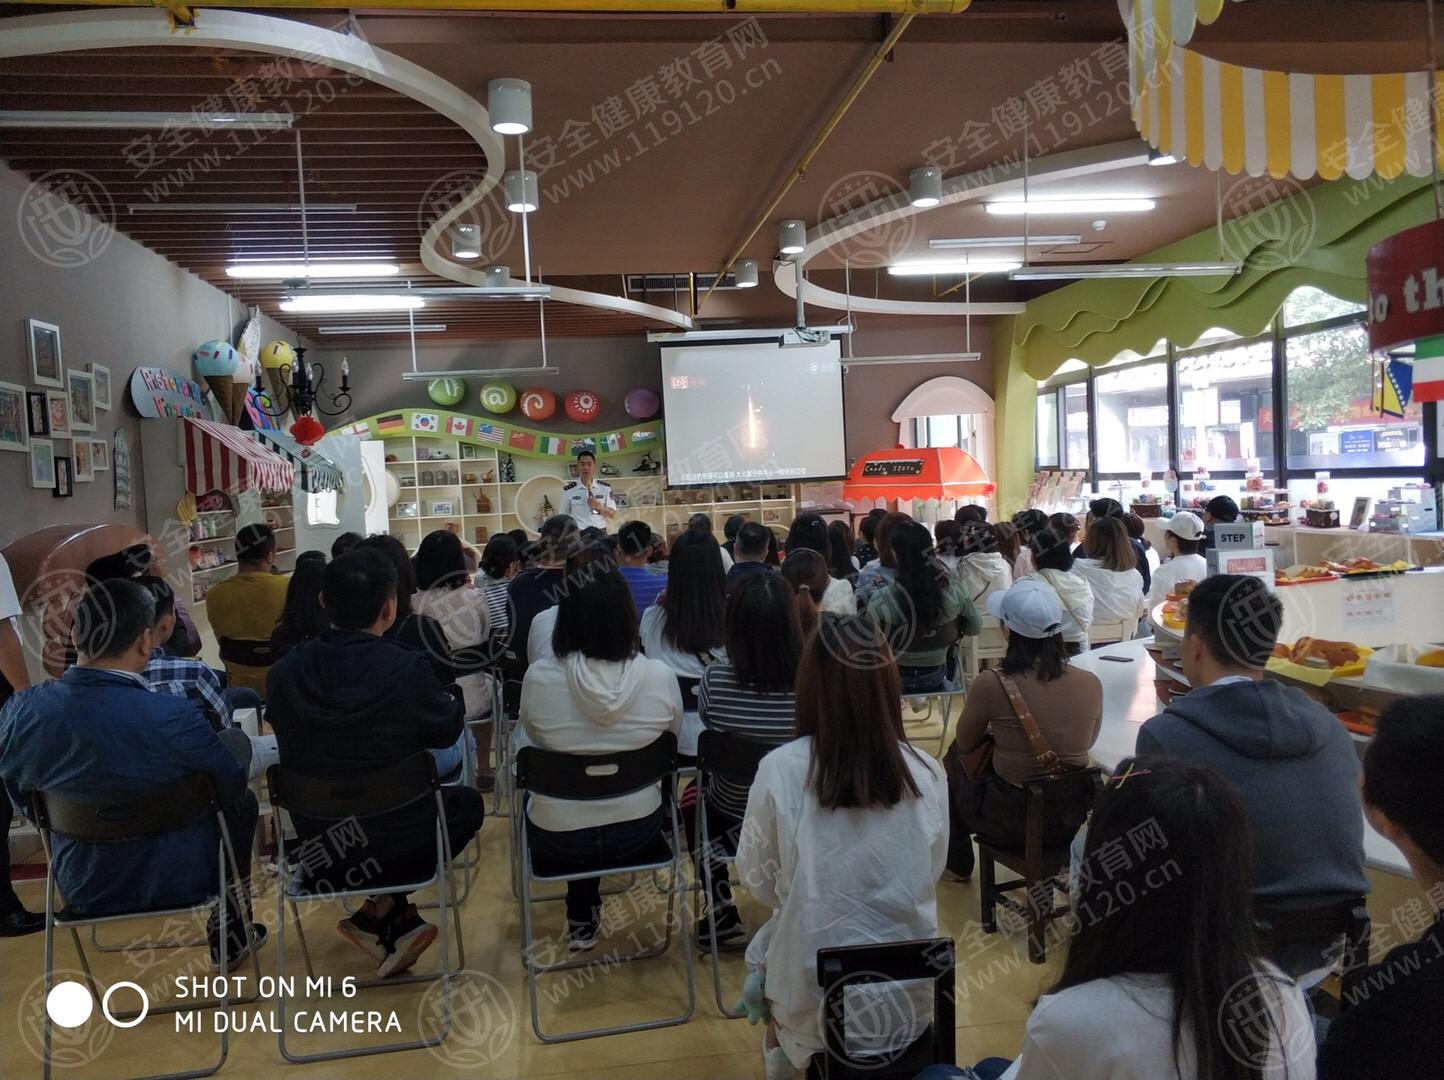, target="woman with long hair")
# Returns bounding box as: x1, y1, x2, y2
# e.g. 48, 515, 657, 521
1049, 511, 1082, 551
956, 521, 1014, 607
1007, 757, 1313, 1079
853, 510, 912, 606
825, 519, 859, 580
784, 513, 856, 615
866, 520, 981, 693
780, 549, 830, 639
1074, 515, 1147, 633
1011, 508, 1049, 578
473, 533, 519, 638
694, 573, 803, 945
737, 614, 947, 1079
993, 520, 1022, 574
1027, 527, 1094, 655
640, 528, 728, 717
269, 551, 328, 662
